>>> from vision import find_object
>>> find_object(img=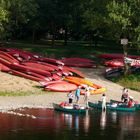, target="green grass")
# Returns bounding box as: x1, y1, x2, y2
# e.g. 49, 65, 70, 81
0, 91, 33, 96
110, 74, 140, 92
